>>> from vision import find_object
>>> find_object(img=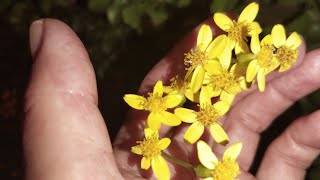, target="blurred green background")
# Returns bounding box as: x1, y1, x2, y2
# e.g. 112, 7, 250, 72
0, 0, 319, 179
